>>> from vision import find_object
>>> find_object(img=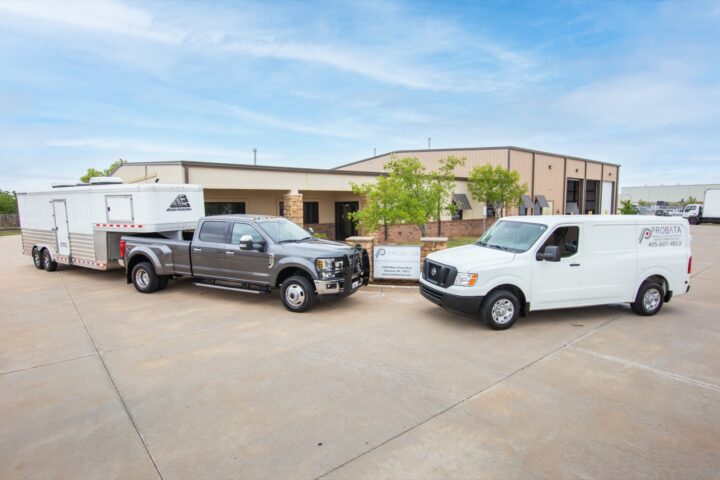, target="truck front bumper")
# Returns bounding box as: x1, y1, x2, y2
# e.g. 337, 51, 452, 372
314, 274, 364, 296
420, 283, 484, 314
